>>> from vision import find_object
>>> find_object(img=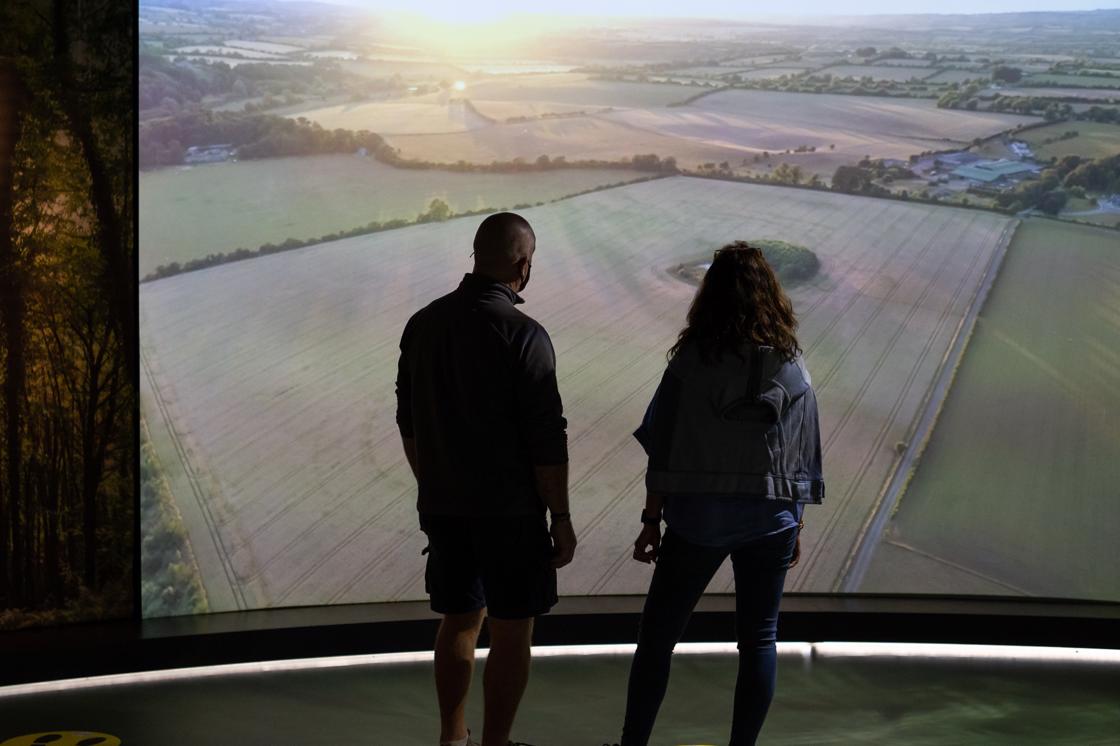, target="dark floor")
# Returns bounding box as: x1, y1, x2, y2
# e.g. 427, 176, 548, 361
2, 649, 1118, 745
